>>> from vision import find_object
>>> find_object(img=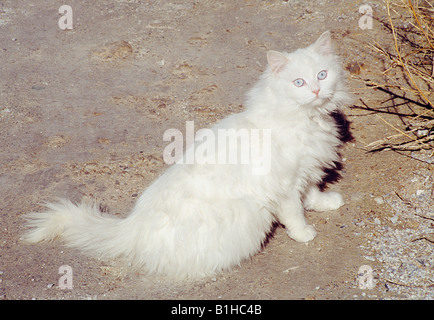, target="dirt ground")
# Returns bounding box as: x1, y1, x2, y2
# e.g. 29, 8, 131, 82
0, 0, 432, 300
